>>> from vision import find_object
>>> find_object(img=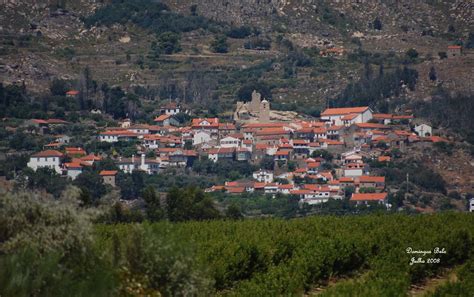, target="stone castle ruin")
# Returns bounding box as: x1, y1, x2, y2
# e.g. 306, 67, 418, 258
234, 90, 270, 123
